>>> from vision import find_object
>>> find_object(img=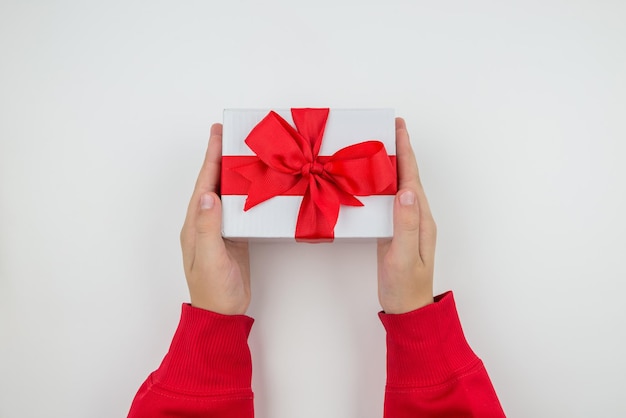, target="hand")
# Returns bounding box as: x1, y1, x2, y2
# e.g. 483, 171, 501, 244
377, 118, 437, 314
180, 124, 251, 315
